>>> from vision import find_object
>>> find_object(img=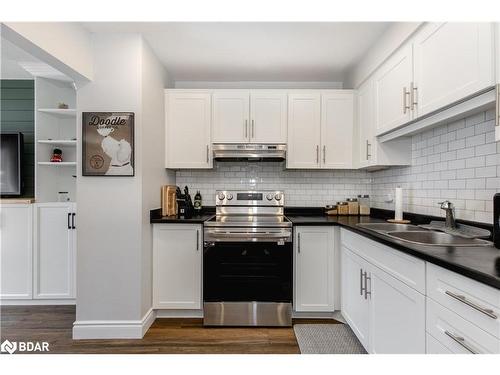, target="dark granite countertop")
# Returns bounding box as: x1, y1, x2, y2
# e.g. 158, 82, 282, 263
150, 208, 214, 224
286, 212, 500, 290
149, 206, 500, 290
